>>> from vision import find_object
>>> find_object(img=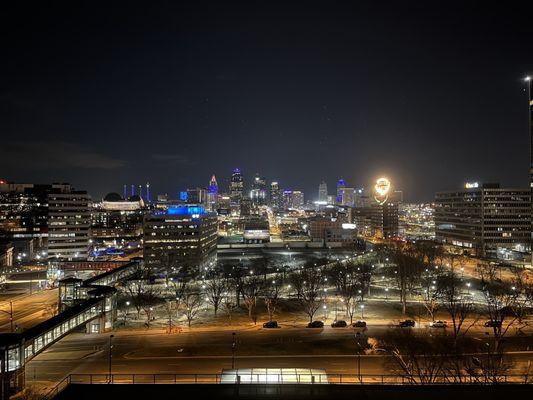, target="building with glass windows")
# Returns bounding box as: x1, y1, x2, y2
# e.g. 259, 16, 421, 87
47, 190, 91, 261
435, 183, 530, 259
143, 205, 217, 271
